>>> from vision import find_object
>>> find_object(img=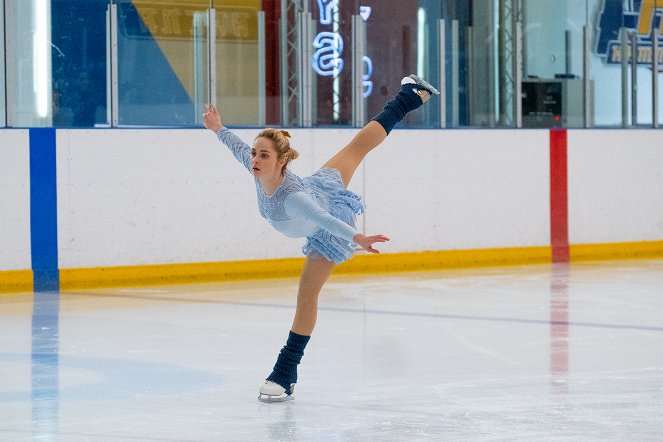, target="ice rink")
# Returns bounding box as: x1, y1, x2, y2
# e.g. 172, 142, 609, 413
1, 260, 662, 441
